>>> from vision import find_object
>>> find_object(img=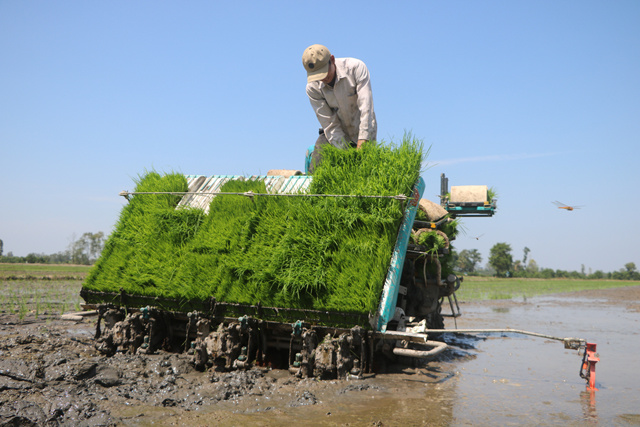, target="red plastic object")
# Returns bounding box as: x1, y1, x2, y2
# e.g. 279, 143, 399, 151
581, 342, 599, 390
